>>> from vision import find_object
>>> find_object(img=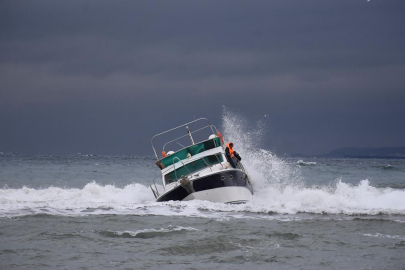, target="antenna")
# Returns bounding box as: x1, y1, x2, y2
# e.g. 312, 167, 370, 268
186, 125, 195, 145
